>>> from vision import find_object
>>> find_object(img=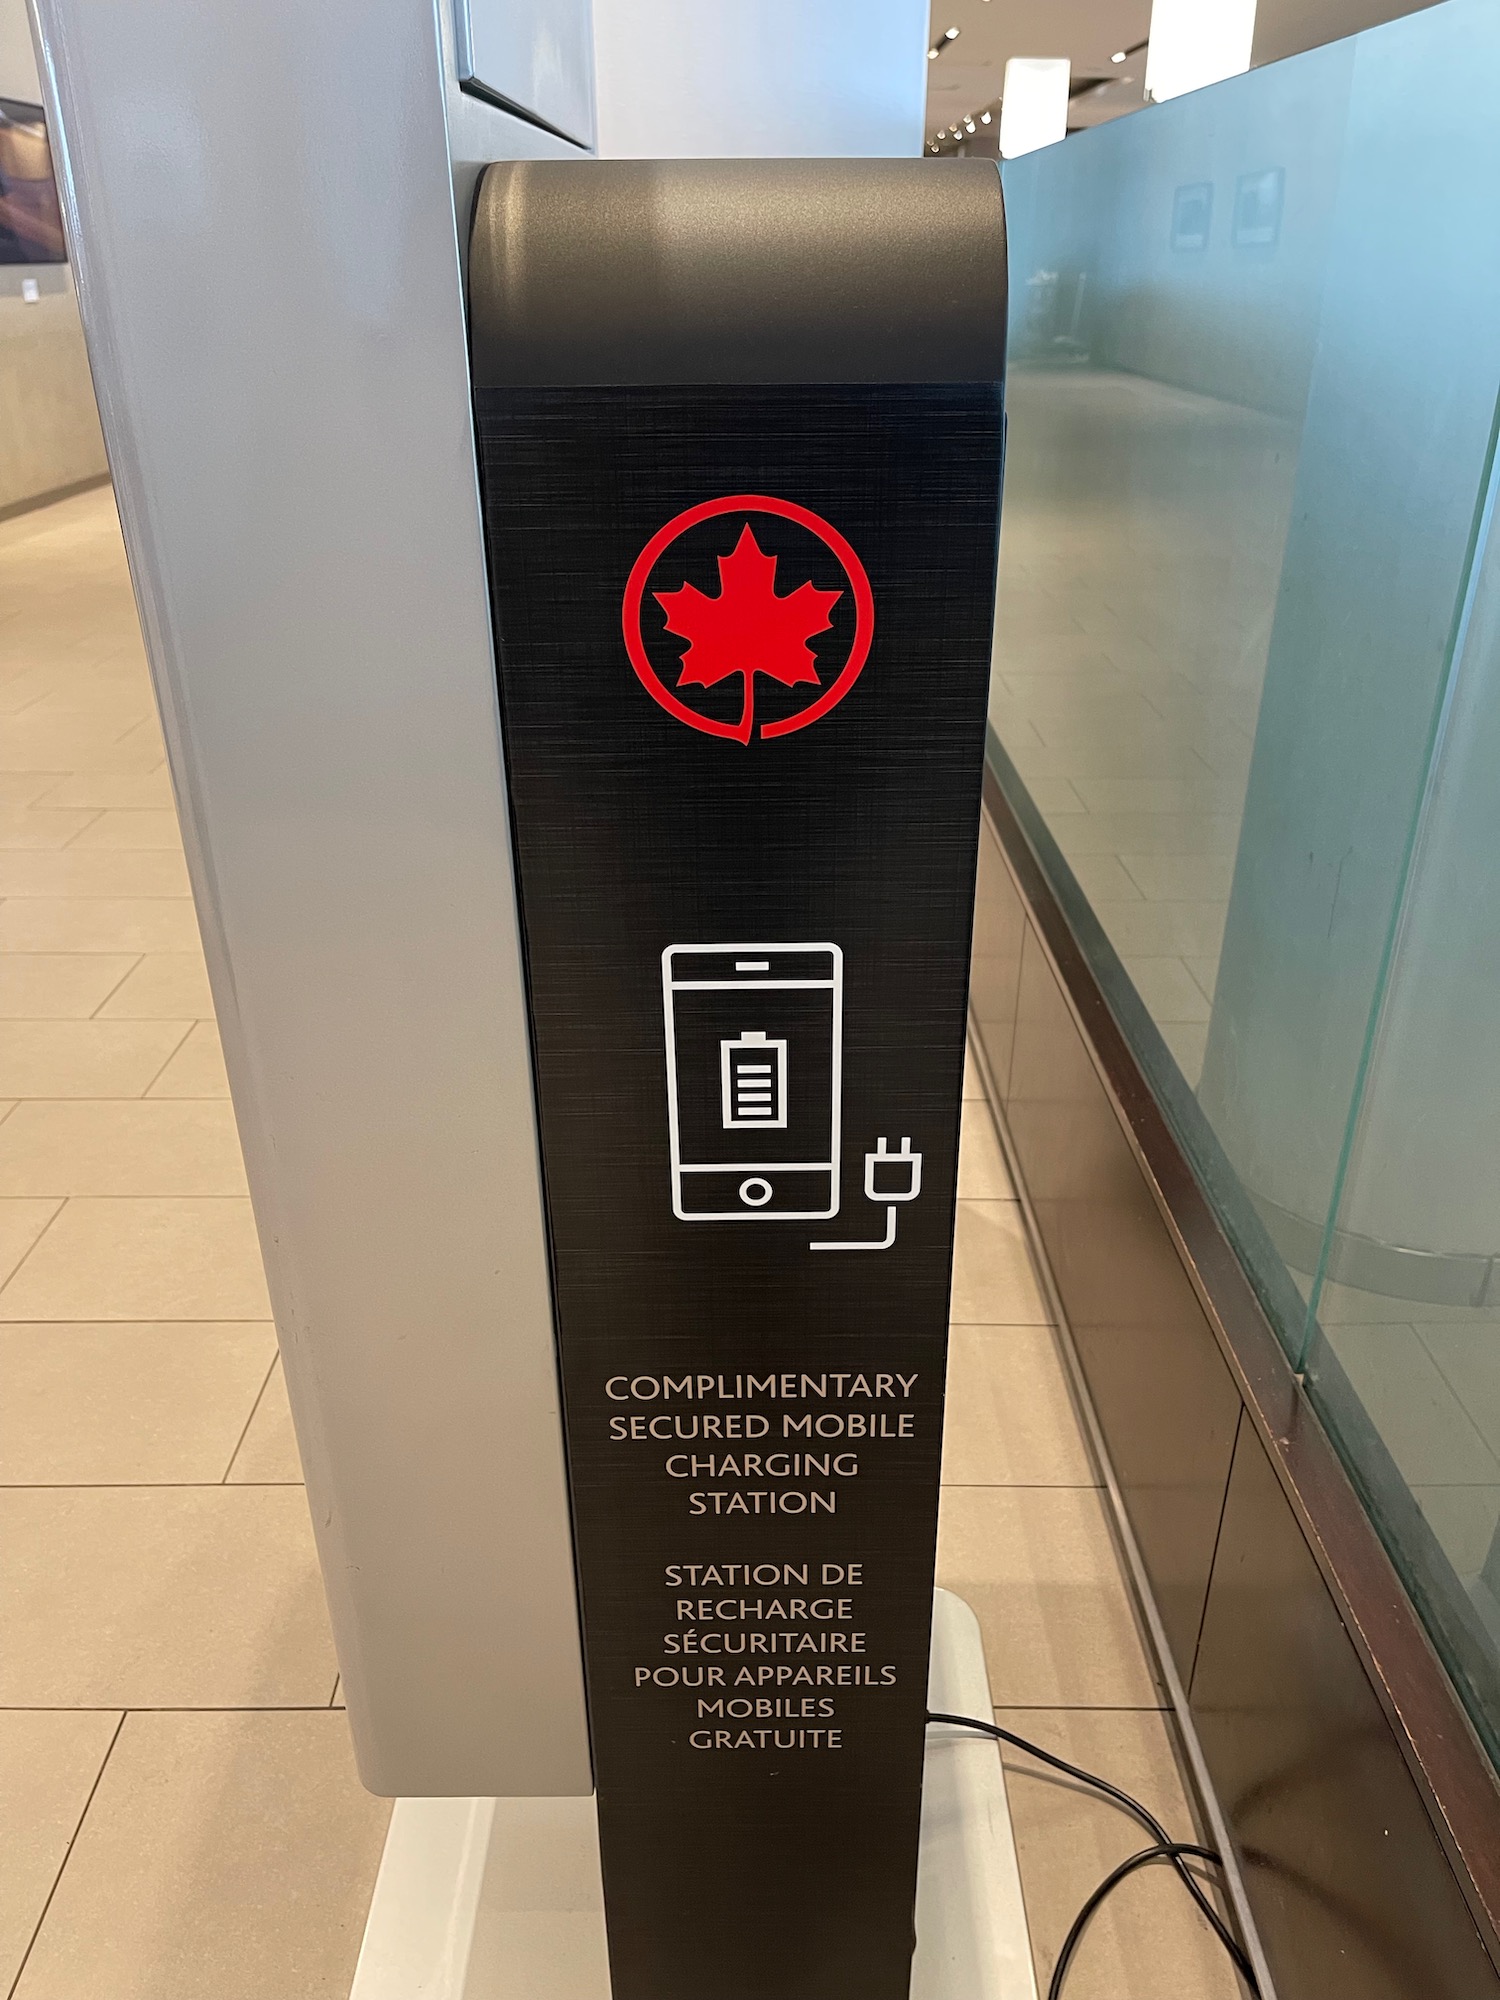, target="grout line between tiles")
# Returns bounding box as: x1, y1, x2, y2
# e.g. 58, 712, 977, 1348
0, 1481, 303, 1491
5, 1708, 124, 2000
57, 809, 107, 850
223, 1352, 281, 1485
0, 1196, 68, 1297
0, 1707, 355, 1719
85, 950, 146, 1015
